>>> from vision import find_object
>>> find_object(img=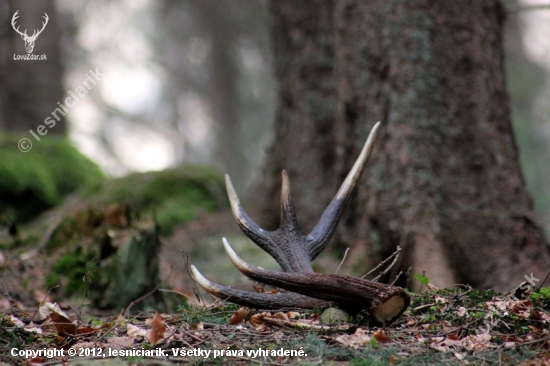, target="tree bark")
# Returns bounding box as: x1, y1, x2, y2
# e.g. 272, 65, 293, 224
255, 0, 550, 290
